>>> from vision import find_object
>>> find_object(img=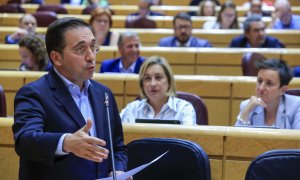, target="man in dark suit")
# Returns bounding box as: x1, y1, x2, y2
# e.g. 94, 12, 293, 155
158, 12, 212, 47
129, 0, 164, 17
229, 14, 285, 48
100, 31, 145, 74
13, 17, 128, 180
